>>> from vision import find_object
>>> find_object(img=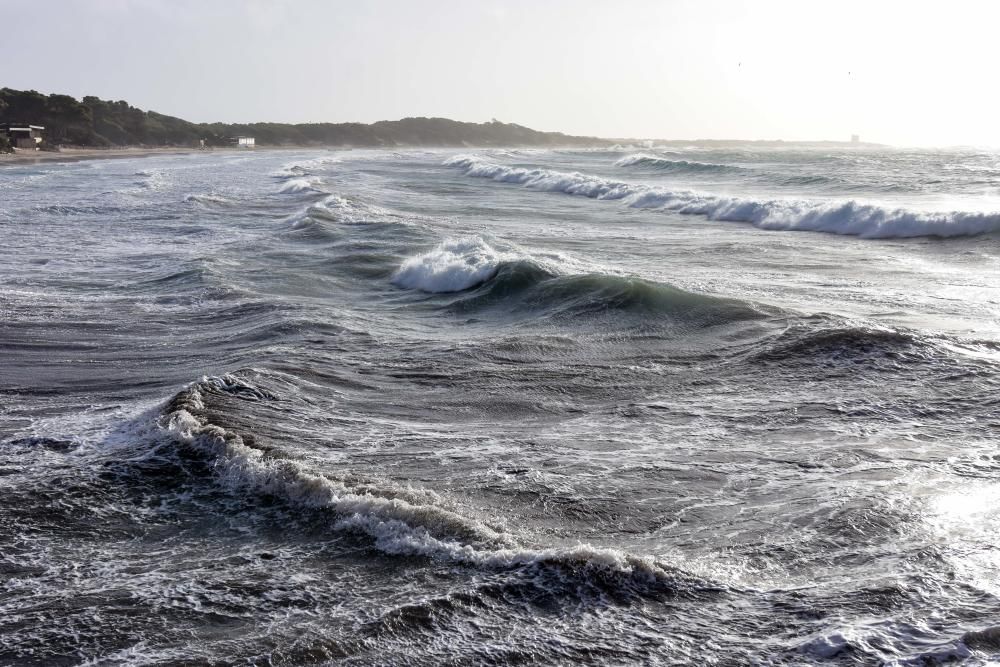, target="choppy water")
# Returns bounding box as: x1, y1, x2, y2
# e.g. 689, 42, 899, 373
2, 145, 1000, 665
